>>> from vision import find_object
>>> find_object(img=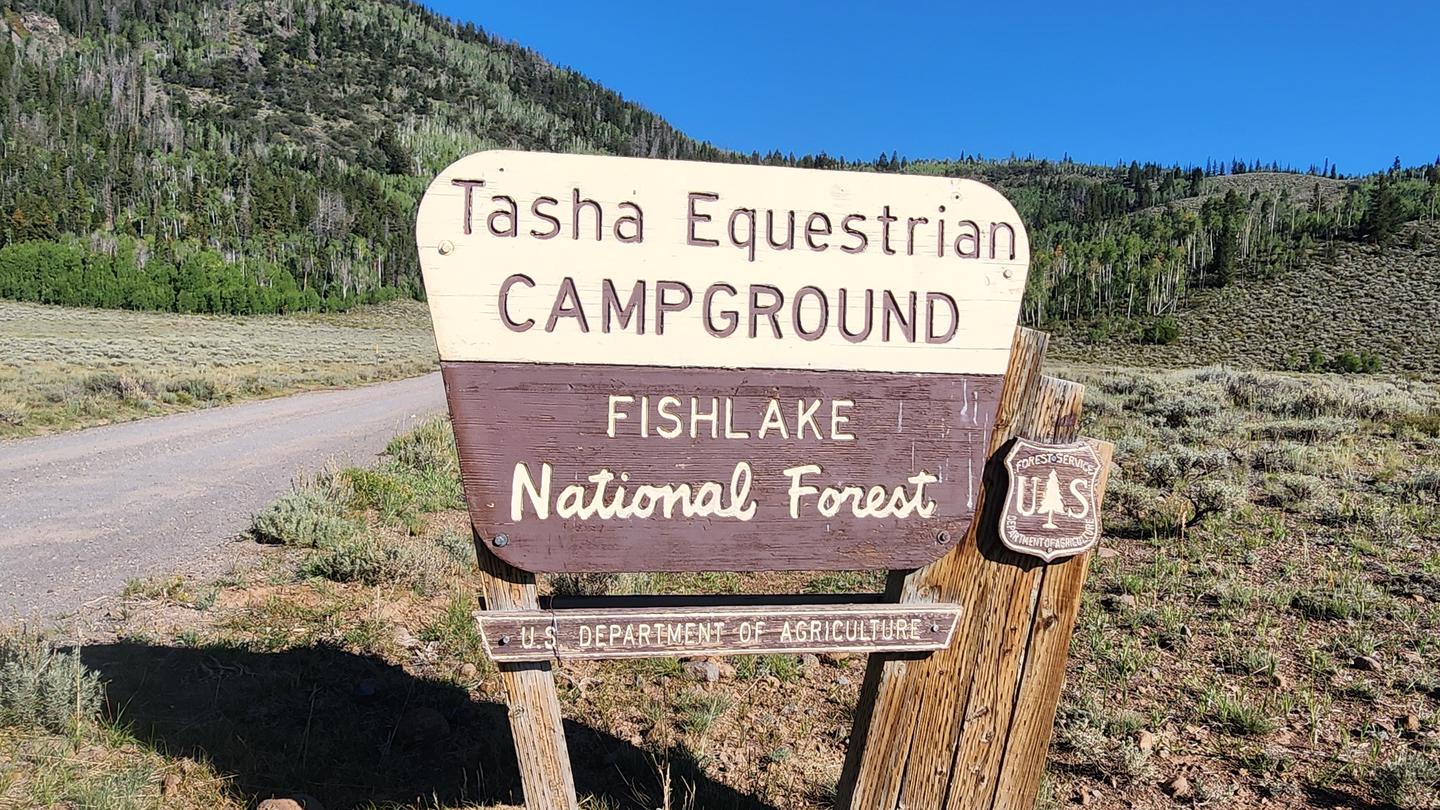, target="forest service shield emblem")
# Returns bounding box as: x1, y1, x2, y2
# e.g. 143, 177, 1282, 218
1000, 438, 1103, 562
